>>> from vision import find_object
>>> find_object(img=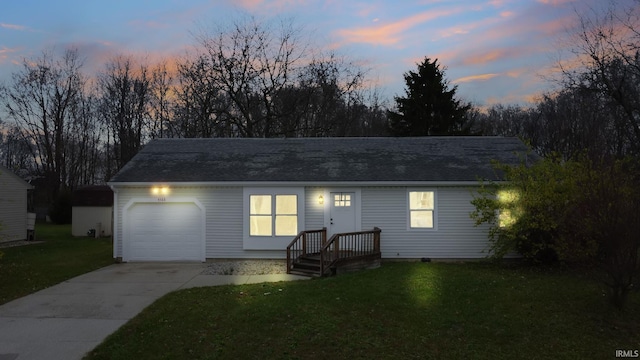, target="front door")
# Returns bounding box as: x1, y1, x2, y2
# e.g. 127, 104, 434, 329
329, 192, 356, 236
